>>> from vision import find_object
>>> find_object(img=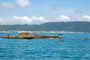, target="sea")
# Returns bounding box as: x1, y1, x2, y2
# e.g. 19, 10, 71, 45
0, 31, 90, 60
